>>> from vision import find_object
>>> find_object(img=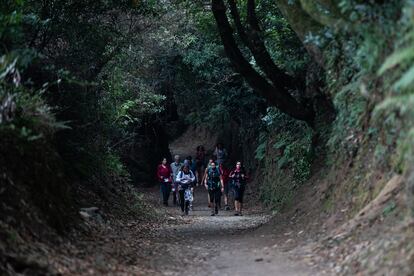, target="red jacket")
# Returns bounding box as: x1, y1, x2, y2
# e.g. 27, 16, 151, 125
219, 165, 230, 186
157, 164, 172, 183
